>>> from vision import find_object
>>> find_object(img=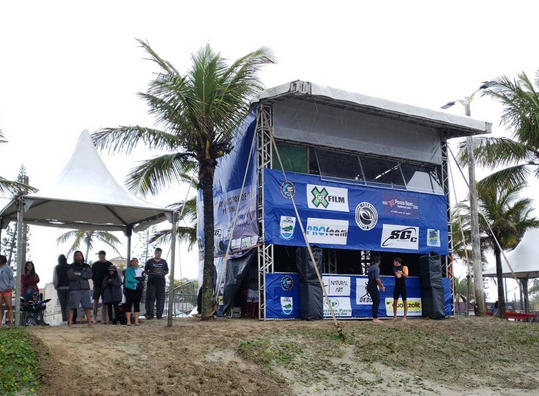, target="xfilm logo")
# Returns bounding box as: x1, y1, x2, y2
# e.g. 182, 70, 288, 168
311, 187, 330, 208
307, 184, 349, 212
380, 224, 419, 250
355, 202, 378, 231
